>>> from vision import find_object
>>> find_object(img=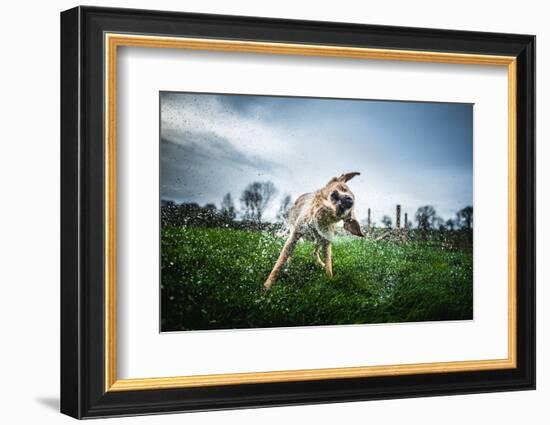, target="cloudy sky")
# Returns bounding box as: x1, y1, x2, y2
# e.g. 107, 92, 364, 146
160, 91, 473, 224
